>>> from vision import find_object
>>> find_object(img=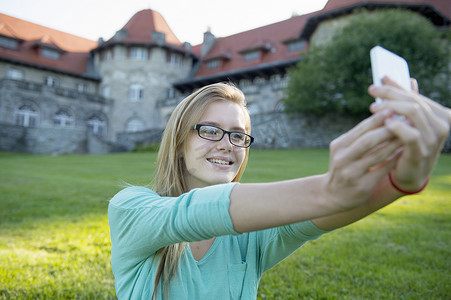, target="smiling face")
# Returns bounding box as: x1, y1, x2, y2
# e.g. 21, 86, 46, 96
183, 100, 248, 190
